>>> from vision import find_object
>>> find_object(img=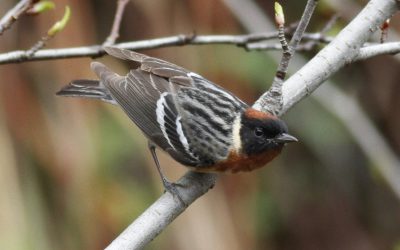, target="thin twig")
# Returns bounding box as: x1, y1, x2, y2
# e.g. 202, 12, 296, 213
356, 42, 400, 60
0, 0, 36, 35
277, 0, 396, 114
0, 32, 294, 64
259, 0, 318, 115
247, 32, 334, 50
288, 0, 318, 50
26, 6, 71, 58
260, 2, 291, 116
26, 36, 52, 57
103, 0, 131, 46
275, 3, 289, 56
301, 14, 339, 51
0, 31, 339, 65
